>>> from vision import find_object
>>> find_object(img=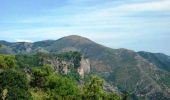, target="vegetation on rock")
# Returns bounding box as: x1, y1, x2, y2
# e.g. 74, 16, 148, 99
0, 52, 121, 100
0, 35, 170, 99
